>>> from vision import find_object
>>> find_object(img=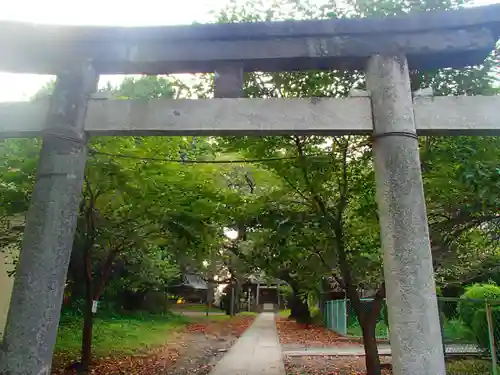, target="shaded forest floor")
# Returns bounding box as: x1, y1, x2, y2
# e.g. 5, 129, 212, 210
52, 313, 255, 375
